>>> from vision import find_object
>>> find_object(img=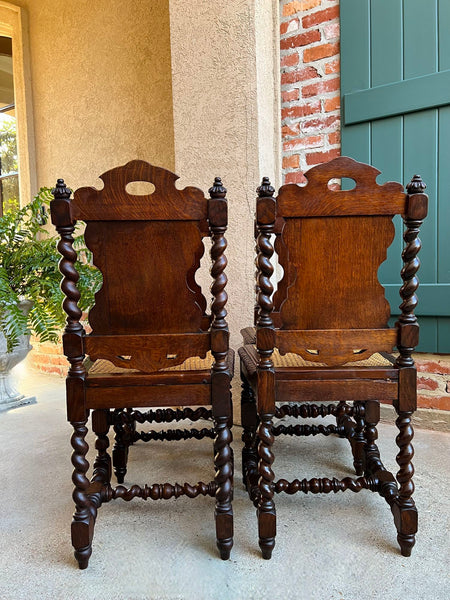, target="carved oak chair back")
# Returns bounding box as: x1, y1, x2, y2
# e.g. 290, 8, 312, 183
68, 161, 215, 373
50, 160, 233, 569
265, 157, 409, 366
240, 156, 428, 560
